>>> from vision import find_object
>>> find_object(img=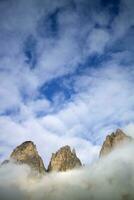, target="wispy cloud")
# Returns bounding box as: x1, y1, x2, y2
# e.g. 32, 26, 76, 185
0, 0, 134, 166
